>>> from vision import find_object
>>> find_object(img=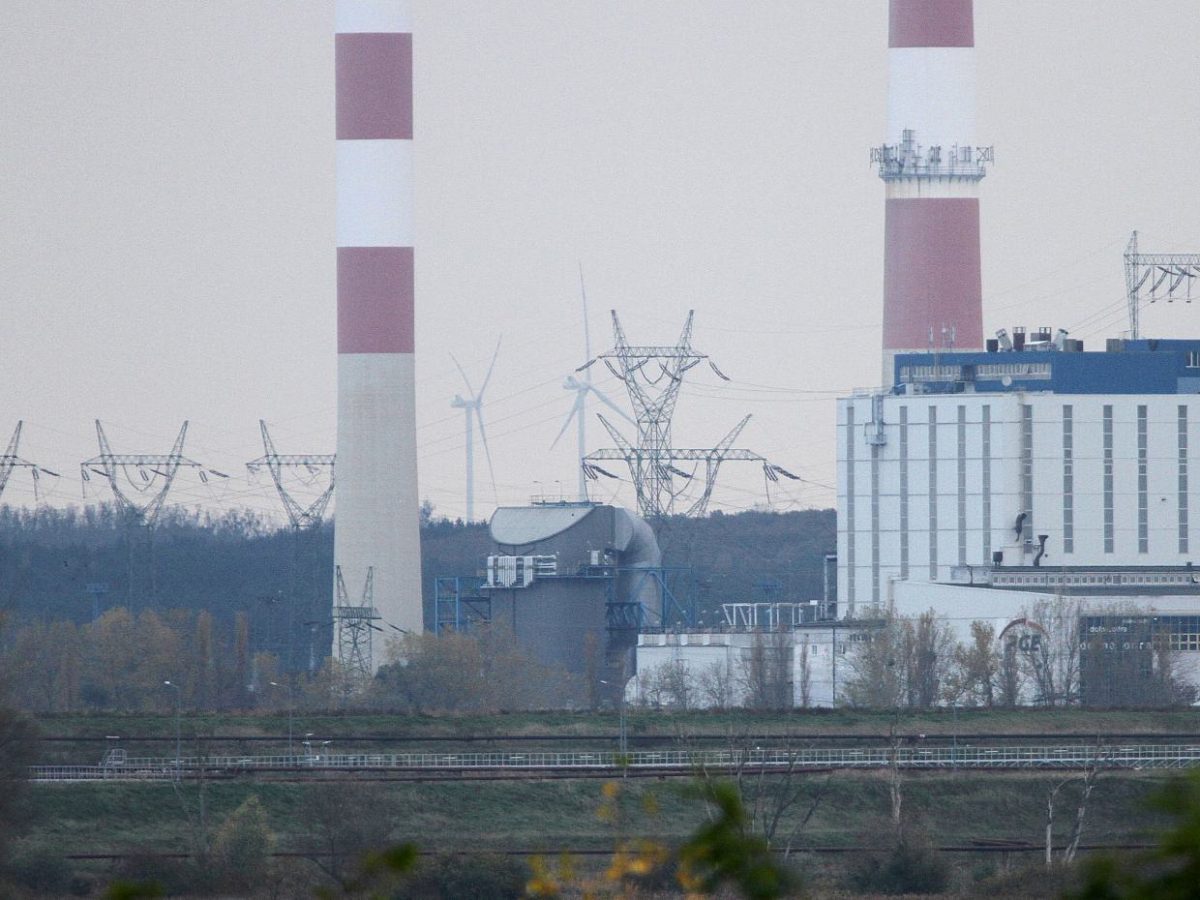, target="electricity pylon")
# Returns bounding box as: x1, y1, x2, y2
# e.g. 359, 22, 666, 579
581, 312, 799, 517
246, 420, 335, 530
246, 420, 336, 671
334, 565, 380, 696
81, 421, 217, 526
81, 420, 224, 604
0, 421, 59, 503
1125, 230, 1200, 339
